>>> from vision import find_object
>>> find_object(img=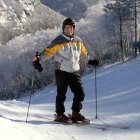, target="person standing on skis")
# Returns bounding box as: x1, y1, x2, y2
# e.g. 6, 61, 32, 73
33, 18, 94, 122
